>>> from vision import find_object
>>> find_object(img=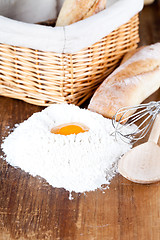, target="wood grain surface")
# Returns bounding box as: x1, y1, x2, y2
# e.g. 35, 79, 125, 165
0, 2, 160, 240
